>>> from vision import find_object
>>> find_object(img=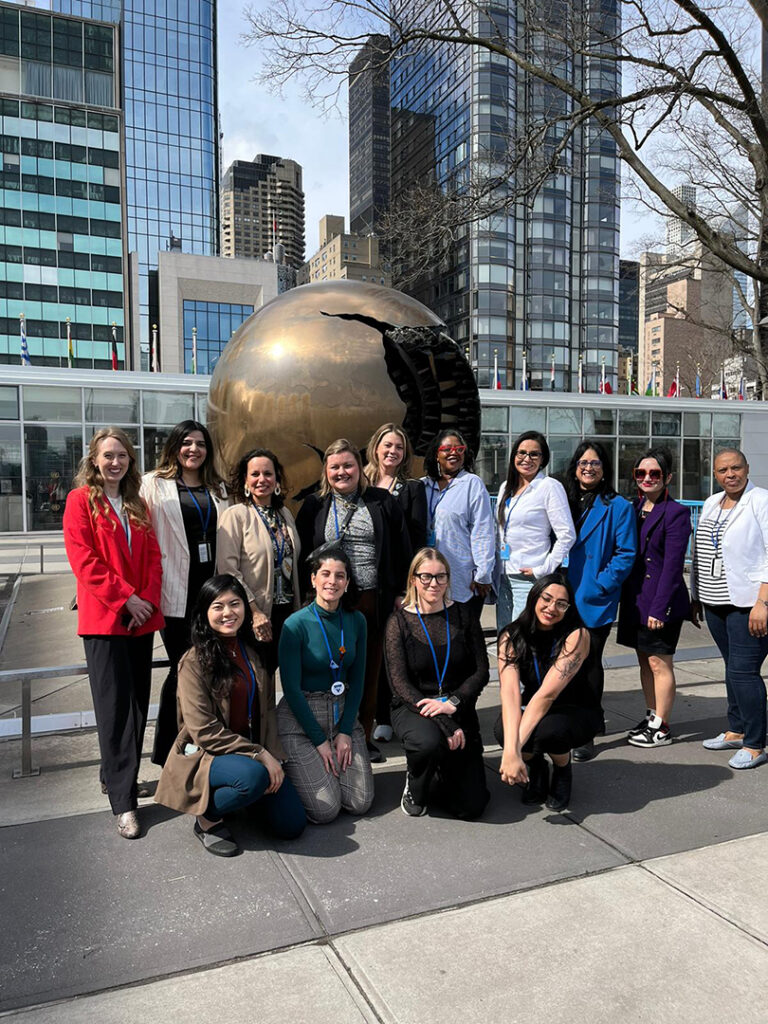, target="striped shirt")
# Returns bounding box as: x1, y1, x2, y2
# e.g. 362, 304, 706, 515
693, 521, 731, 605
